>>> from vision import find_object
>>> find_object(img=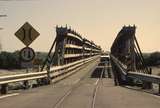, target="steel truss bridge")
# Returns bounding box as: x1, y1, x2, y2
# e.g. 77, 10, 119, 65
0, 25, 160, 108
110, 25, 160, 92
